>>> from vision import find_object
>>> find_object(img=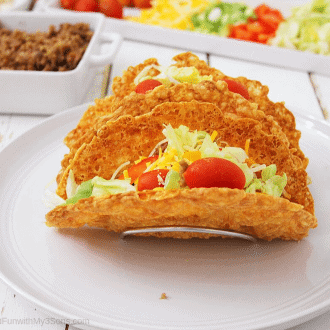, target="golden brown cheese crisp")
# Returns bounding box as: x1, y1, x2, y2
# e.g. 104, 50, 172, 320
56, 101, 314, 218
112, 52, 307, 168
57, 80, 301, 186
47, 184, 316, 242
